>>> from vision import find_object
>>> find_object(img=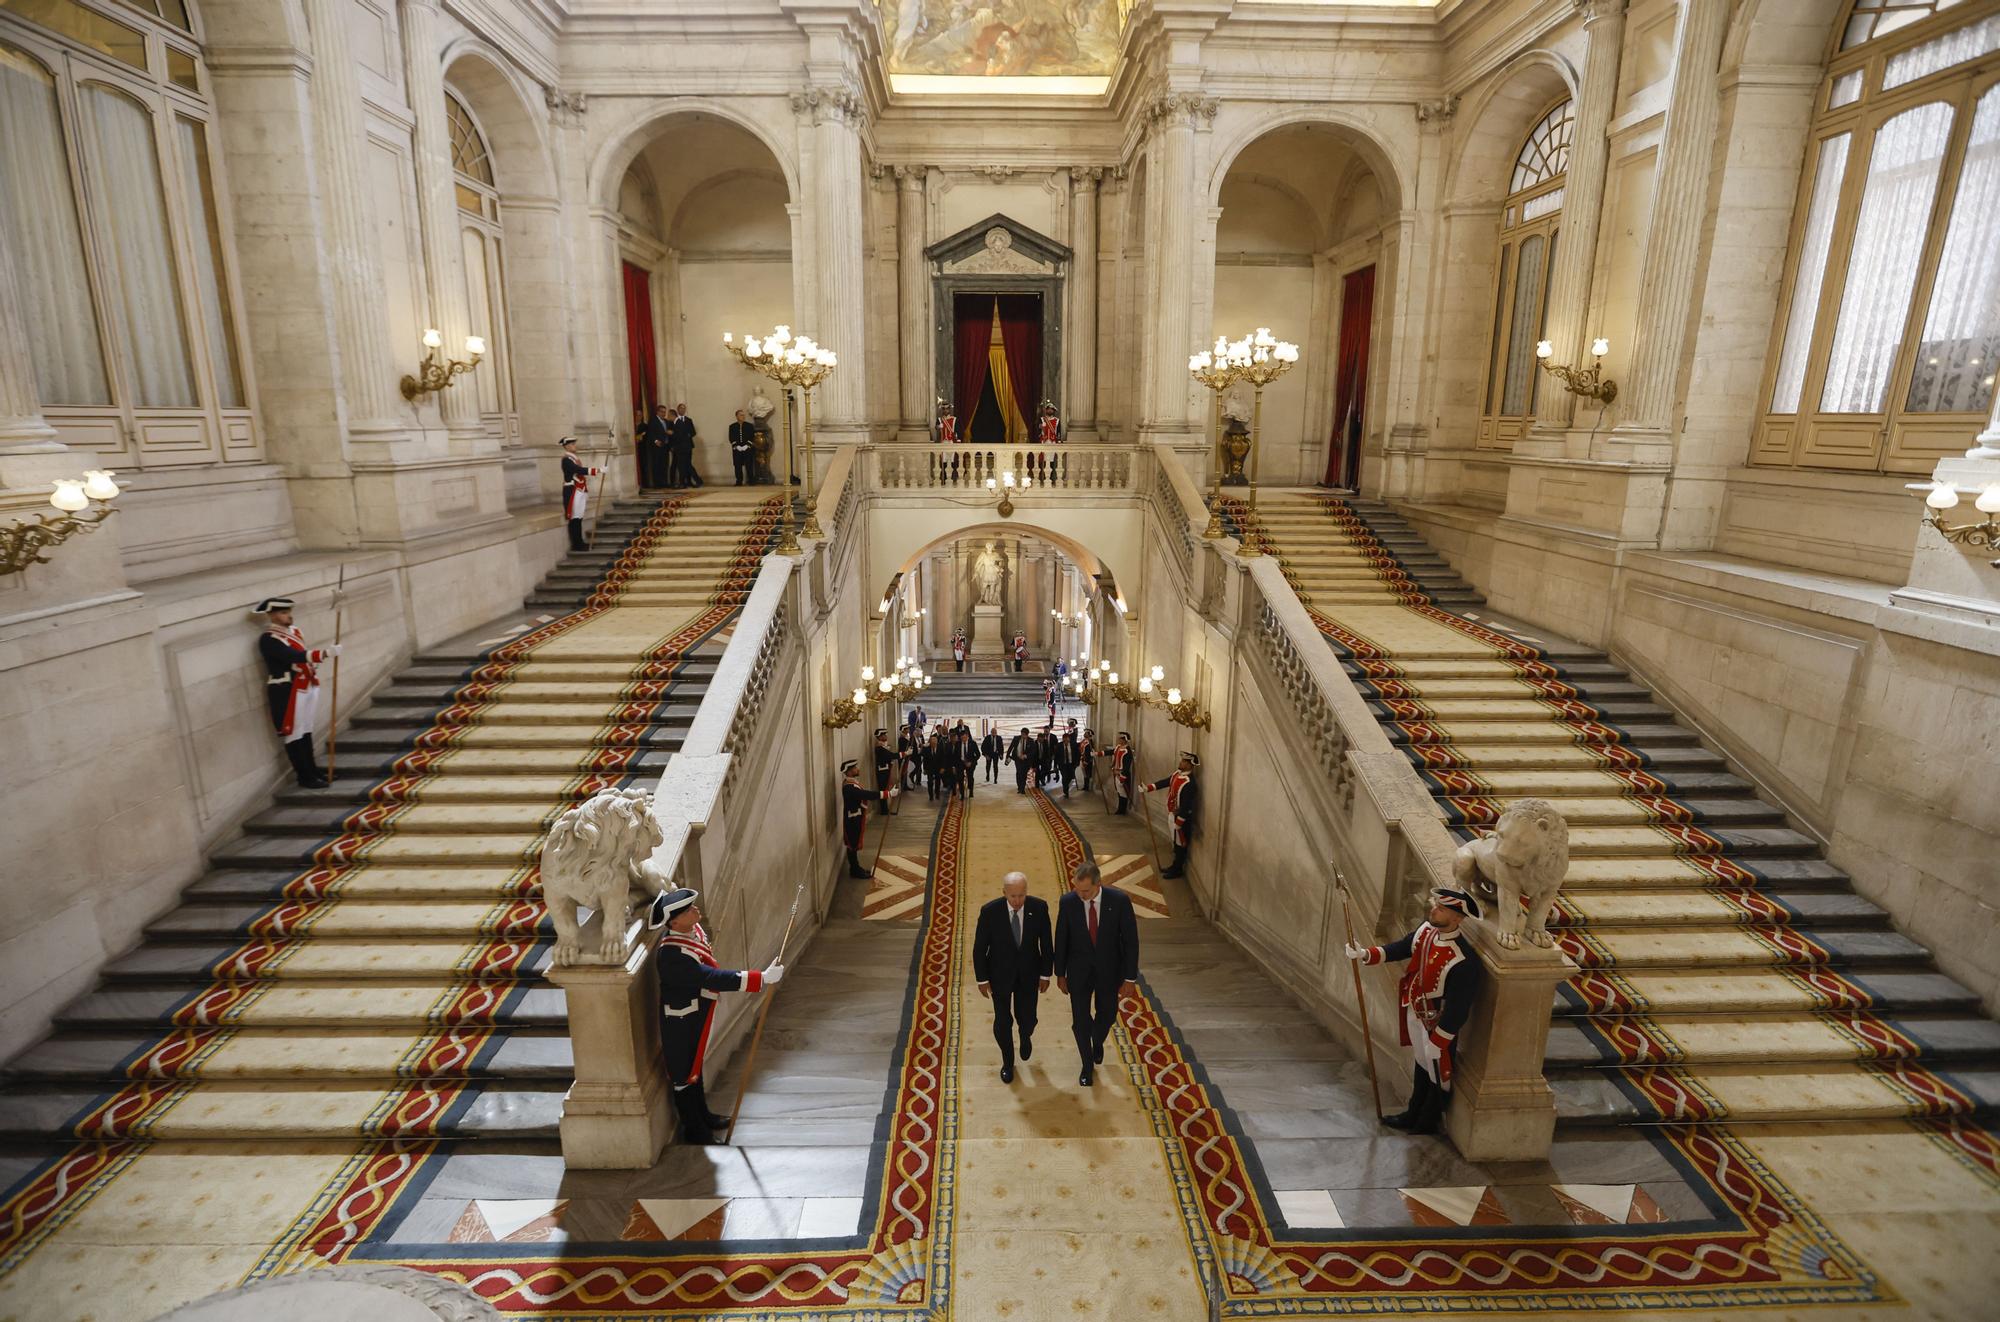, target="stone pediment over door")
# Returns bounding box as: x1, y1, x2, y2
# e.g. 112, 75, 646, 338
928, 214, 1071, 277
